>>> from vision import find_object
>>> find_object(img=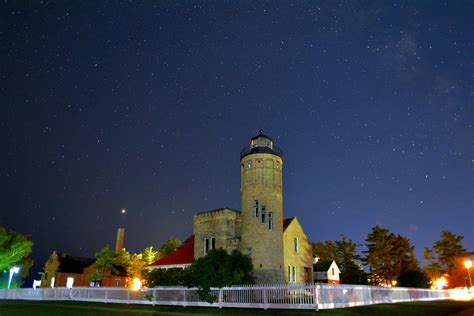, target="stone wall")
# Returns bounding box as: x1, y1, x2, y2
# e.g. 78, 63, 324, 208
193, 208, 241, 259
240, 153, 284, 284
